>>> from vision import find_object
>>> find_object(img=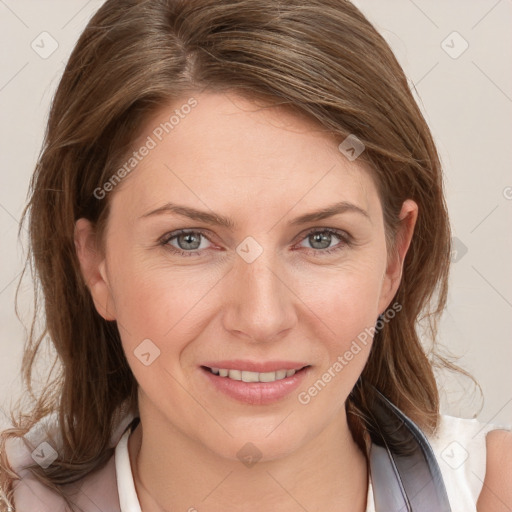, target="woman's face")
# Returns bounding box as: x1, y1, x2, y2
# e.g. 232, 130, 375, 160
76, 90, 416, 461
